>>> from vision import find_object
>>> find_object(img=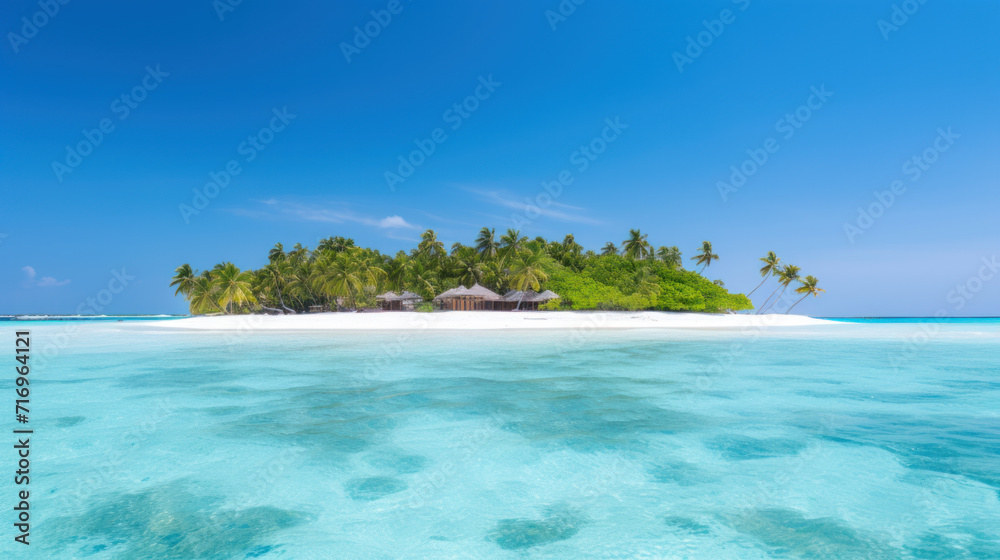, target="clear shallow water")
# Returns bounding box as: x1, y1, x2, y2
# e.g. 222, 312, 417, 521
2, 321, 999, 559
